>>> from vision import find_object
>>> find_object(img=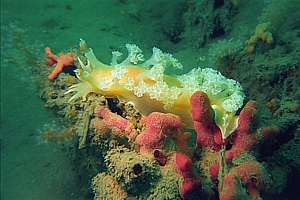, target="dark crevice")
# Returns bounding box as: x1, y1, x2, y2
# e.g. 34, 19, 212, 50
211, 26, 225, 38
214, 0, 224, 9
106, 98, 123, 116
